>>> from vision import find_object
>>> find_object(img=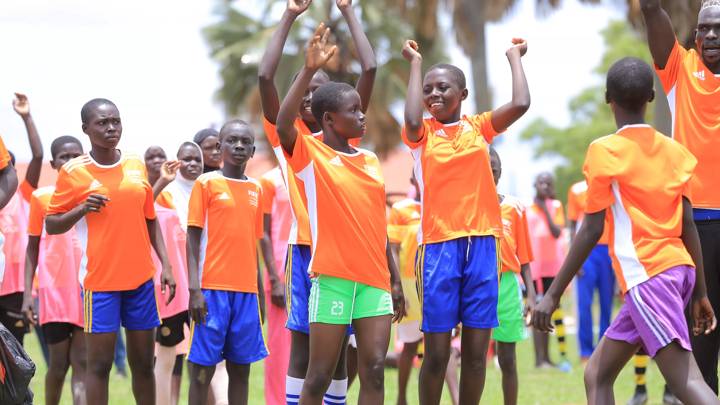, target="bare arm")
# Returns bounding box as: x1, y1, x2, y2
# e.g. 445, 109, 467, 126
187, 226, 207, 324
13, 94, 43, 189
533, 210, 605, 332
569, 220, 578, 241
519, 263, 536, 318
21, 236, 40, 323
277, 24, 337, 155
0, 165, 18, 210
490, 39, 530, 133
257, 252, 266, 323
536, 198, 563, 239
386, 240, 406, 322
639, 0, 676, 69
338, 0, 377, 112
152, 161, 180, 199
148, 218, 175, 304
45, 194, 108, 235
402, 40, 424, 143
258, 1, 311, 123
260, 214, 285, 308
